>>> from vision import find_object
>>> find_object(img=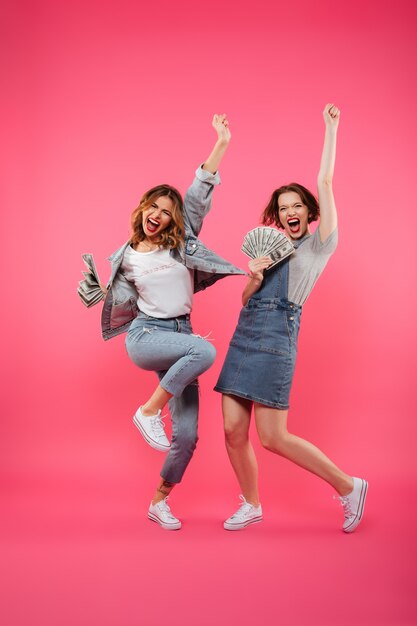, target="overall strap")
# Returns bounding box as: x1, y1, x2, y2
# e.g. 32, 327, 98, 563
252, 256, 290, 300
